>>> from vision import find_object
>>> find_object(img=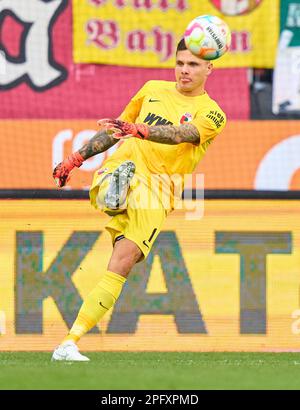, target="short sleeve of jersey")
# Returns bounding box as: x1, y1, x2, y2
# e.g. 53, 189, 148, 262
191, 106, 226, 145
119, 81, 153, 122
